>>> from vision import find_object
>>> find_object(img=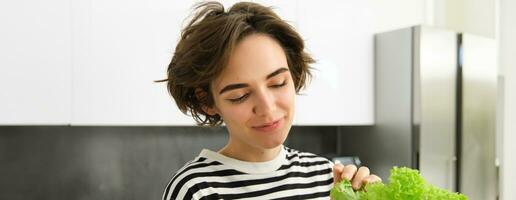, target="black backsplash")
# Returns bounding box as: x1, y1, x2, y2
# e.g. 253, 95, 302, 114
0, 126, 338, 200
